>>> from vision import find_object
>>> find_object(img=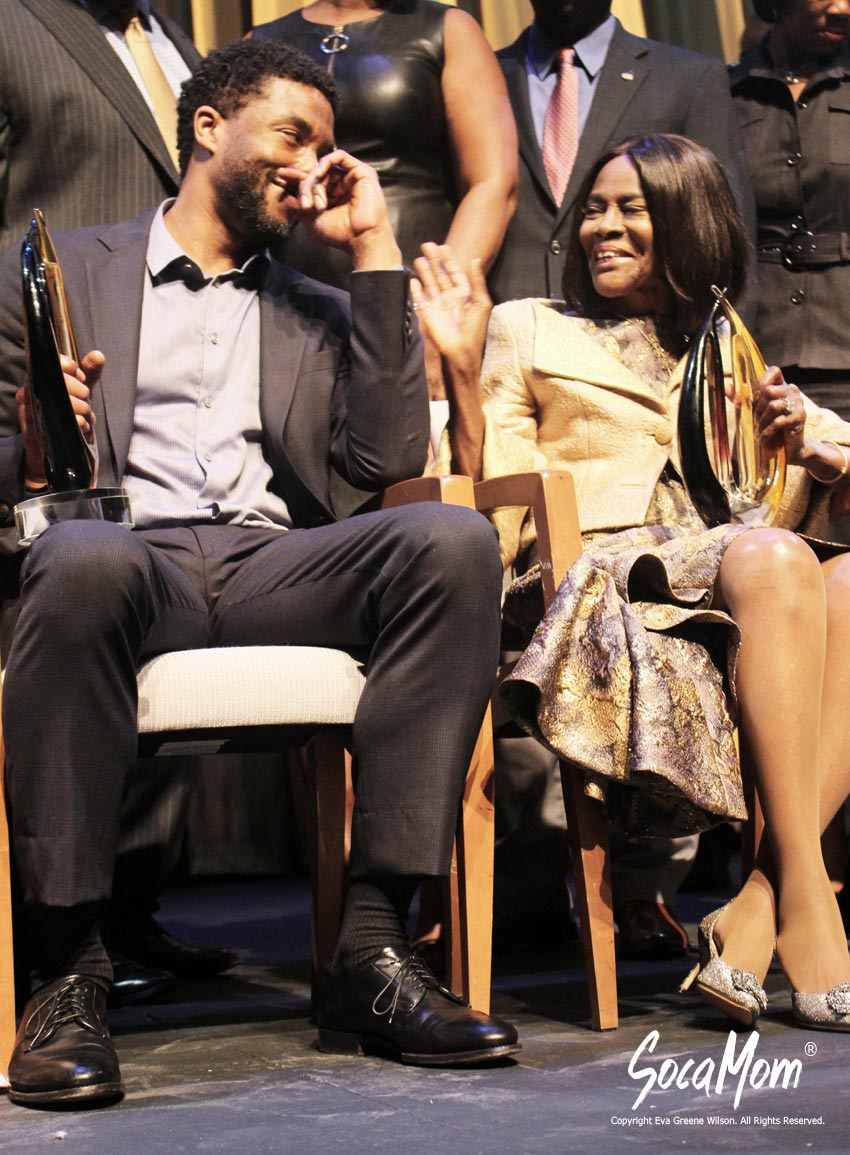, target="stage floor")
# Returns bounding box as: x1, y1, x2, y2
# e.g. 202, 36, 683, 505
1, 877, 846, 1154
